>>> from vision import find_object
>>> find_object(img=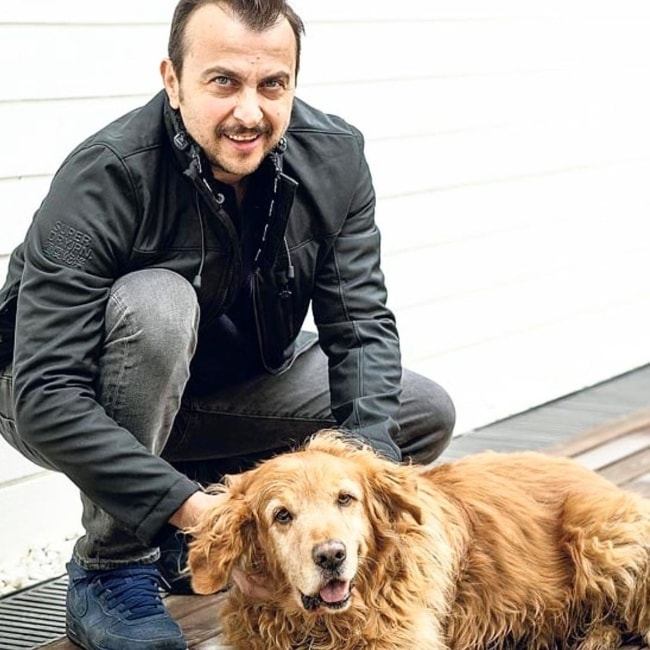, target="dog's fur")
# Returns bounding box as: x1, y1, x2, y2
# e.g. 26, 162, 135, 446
187, 431, 650, 650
